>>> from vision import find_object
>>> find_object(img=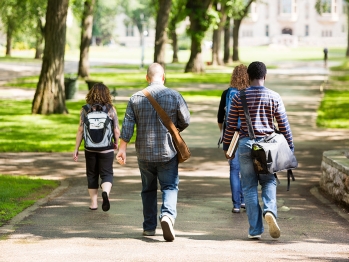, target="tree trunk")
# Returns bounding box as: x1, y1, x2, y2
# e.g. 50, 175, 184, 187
185, 0, 212, 73
232, 19, 241, 62
223, 17, 231, 64
171, 29, 179, 63
345, 3, 349, 57
34, 19, 44, 59
6, 23, 12, 56
185, 33, 204, 73
32, 0, 69, 115
78, 0, 95, 78
212, 5, 227, 66
154, 0, 172, 67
